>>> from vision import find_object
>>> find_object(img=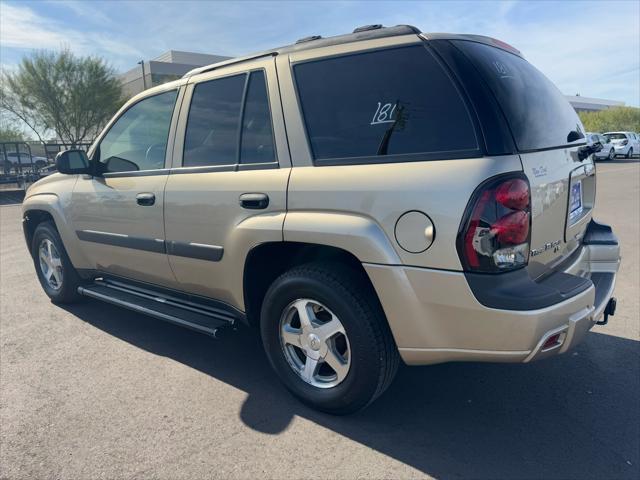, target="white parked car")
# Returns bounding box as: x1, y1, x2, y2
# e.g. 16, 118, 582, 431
2, 152, 49, 170
603, 131, 639, 158
586, 132, 615, 160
